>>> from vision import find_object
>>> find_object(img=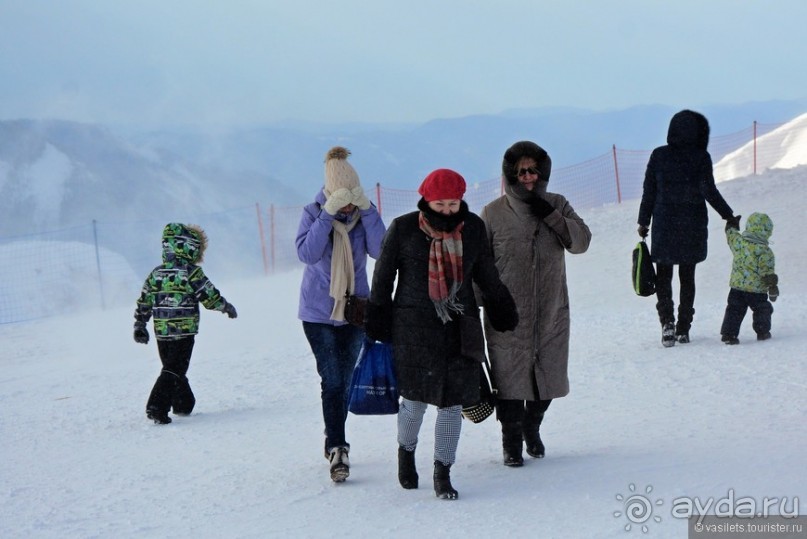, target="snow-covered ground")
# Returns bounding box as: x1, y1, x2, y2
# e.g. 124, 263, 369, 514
1, 167, 805, 538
